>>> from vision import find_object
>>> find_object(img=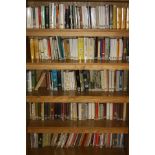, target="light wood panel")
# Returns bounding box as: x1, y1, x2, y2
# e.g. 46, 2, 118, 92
27, 120, 128, 133
26, 60, 129, 70
26, 88, 129, 103
27, 29, 129, 37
